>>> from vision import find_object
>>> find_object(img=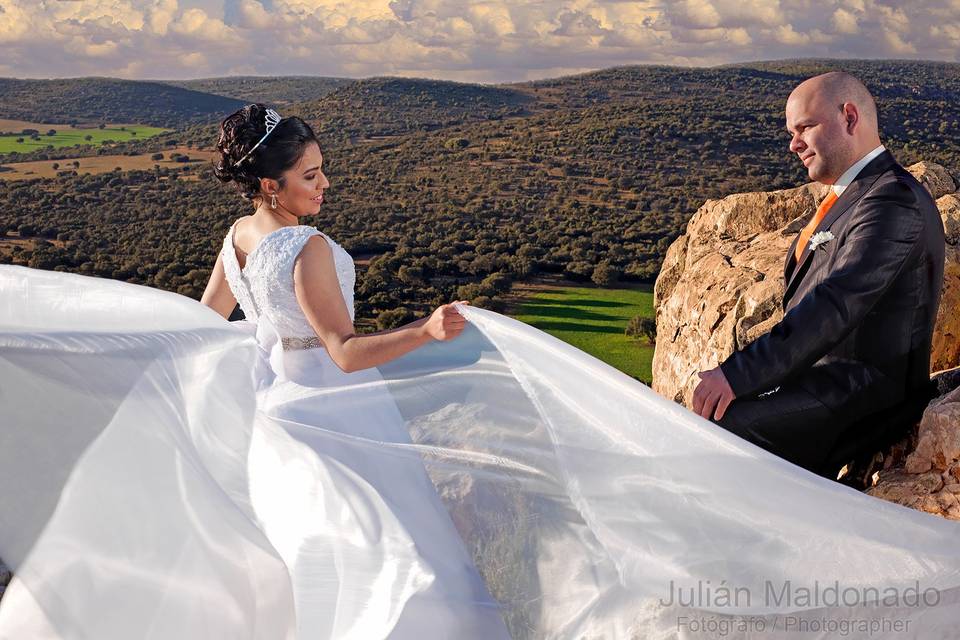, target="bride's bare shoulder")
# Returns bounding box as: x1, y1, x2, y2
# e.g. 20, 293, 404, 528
232, 215, 287, 254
